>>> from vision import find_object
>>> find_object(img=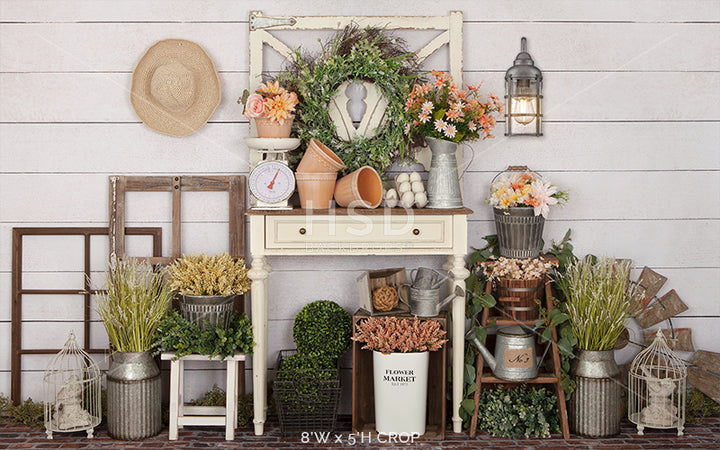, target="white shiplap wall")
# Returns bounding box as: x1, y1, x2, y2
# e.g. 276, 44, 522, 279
1, 0, 719, 409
